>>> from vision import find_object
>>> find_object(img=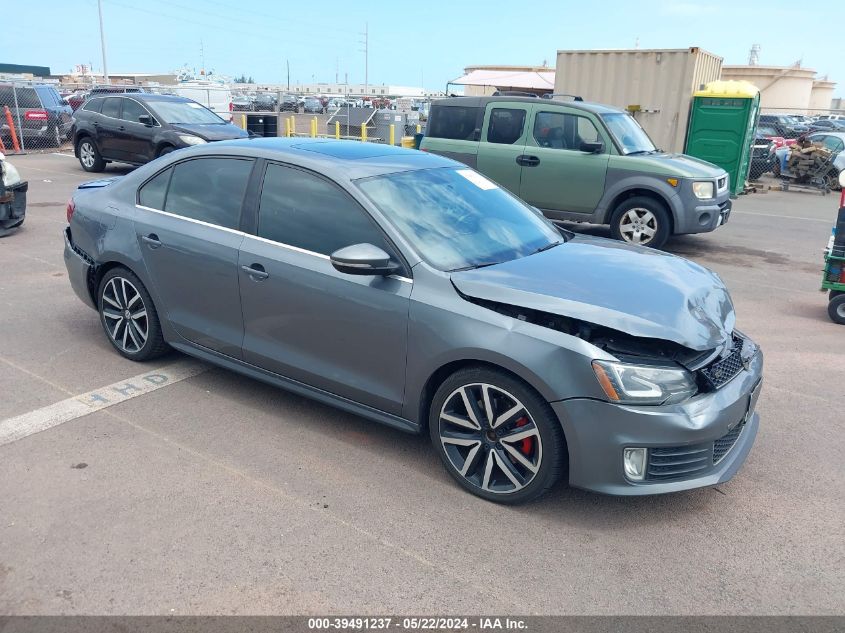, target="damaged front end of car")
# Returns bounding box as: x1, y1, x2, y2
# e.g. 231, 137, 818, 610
0, 153, 28, 236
